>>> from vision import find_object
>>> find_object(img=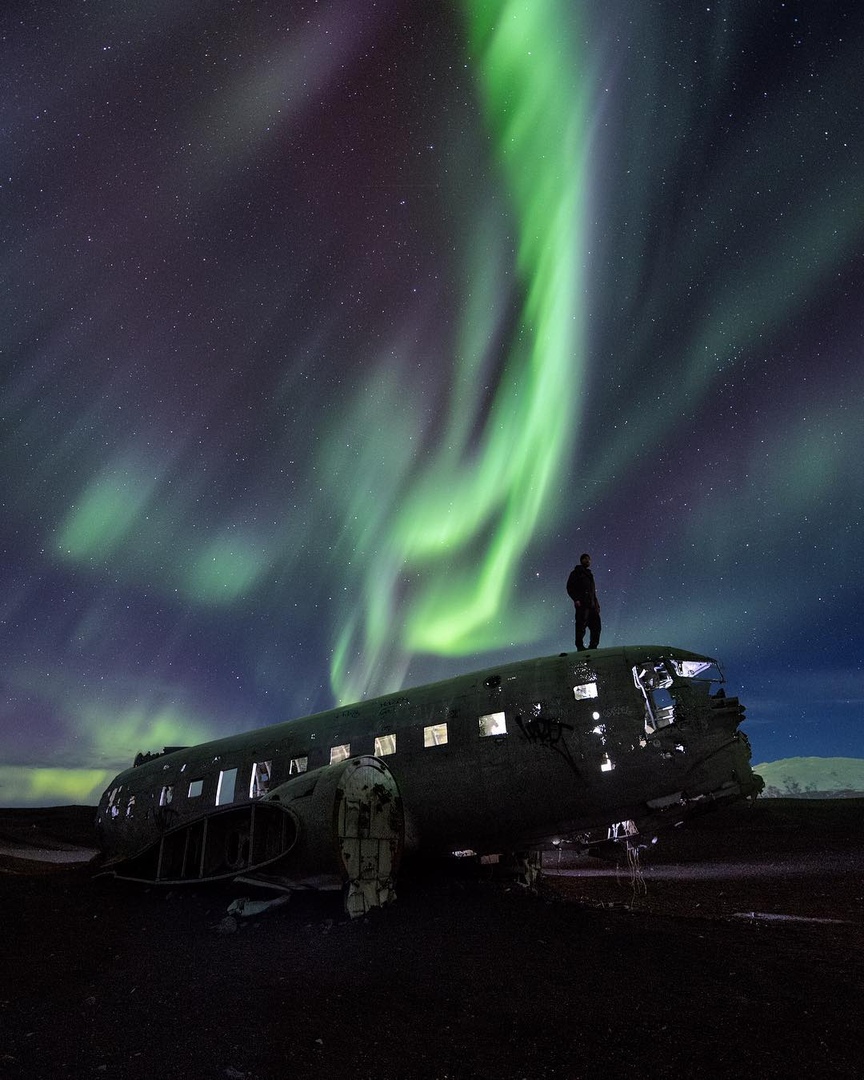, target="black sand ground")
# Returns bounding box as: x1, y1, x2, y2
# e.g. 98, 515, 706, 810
1, 799, 862, 1080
